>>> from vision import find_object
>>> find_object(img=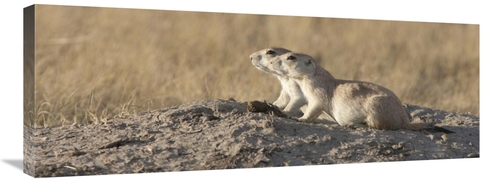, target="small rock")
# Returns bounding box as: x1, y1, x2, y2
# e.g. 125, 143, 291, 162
428, 134, 434, 140
392, 142, 405, 150
145, 147, 154, 155
246, 100, 287, 117
467, 153, 479, 158
441, 134, 448, 141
